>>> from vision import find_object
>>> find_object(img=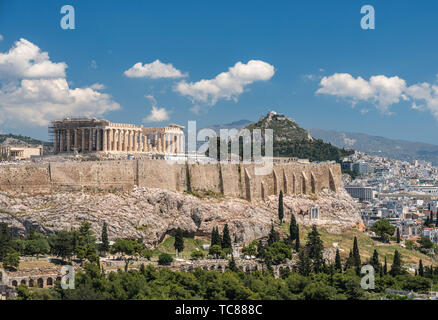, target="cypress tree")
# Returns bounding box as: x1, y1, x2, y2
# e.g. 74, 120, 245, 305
435, 212, 438, 227
295, 225, 300, 252
211, 227, 221, 247
344, 249, 353, 271
396, 228, 400, 244
306, 225, 324, 273
352, 236, 361, 268
221, 224, 232, 249
174, 228, 185, 253
278, 190, 284, 224
100, 222, 109, 254
419, 259, 424, 277
334, 248, 342, 272
268, 223, 278, 246
371, 249, 379, 273
297, 248, 311, 276
390, 250, 402, 276
228, 255, 238, 272
383, 256, 388, 275
256, 240, 265, 258
290, 214, 297, 241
